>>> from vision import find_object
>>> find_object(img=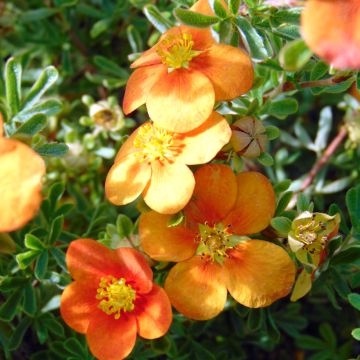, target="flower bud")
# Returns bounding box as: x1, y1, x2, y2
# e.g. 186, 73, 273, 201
230, 116, 267, 158
89, 100, 125, 131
